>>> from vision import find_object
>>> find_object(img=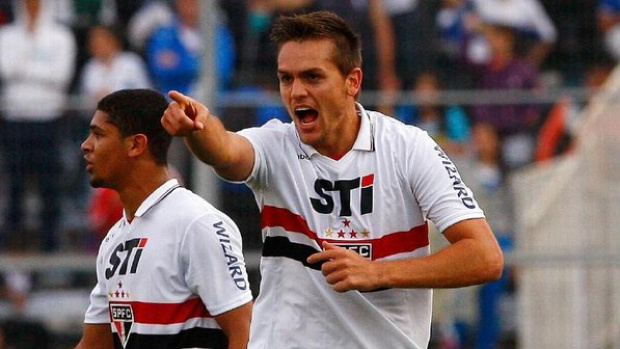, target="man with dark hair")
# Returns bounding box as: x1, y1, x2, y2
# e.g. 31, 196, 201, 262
75, 89, 252, 349
163, 11, 503, 349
